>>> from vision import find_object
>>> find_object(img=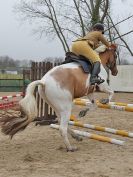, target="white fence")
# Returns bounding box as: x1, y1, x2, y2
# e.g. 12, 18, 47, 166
109, 65, 133, 92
